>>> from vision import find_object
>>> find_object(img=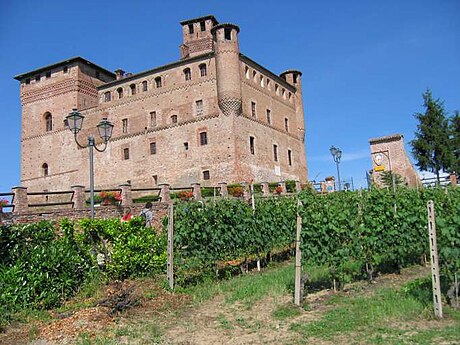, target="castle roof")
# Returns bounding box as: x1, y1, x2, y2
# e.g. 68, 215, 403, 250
14, 57, 116, 81
369, 134, 403, 144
